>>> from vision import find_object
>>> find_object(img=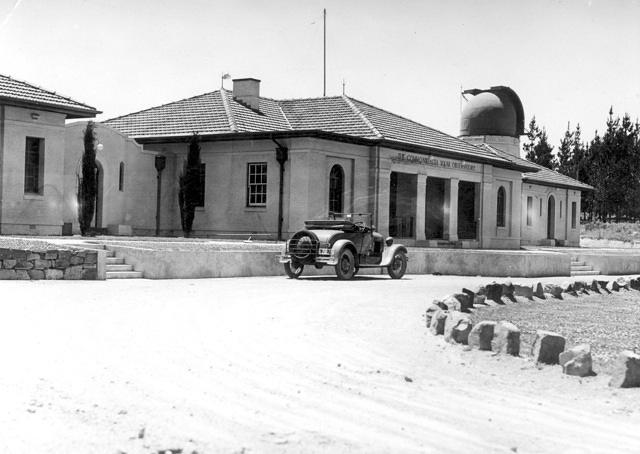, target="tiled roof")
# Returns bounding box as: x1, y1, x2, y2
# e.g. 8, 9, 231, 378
0, 74, 99, 118
103, 90, 524, 168
350, 98, 502, 162
480, 144, 593, 191
279, 96, 379, 139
